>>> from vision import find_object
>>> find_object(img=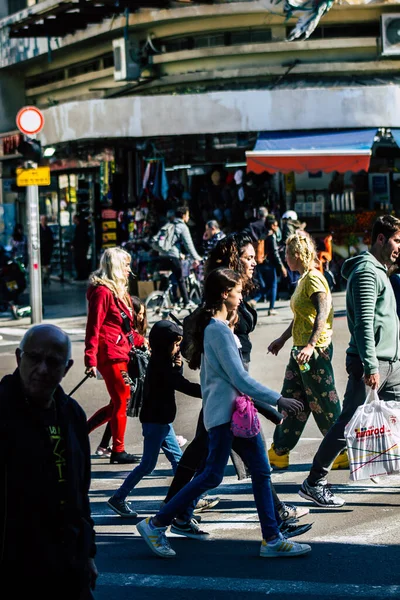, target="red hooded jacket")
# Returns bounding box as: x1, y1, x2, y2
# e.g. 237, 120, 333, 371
85, 285, 145, 368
